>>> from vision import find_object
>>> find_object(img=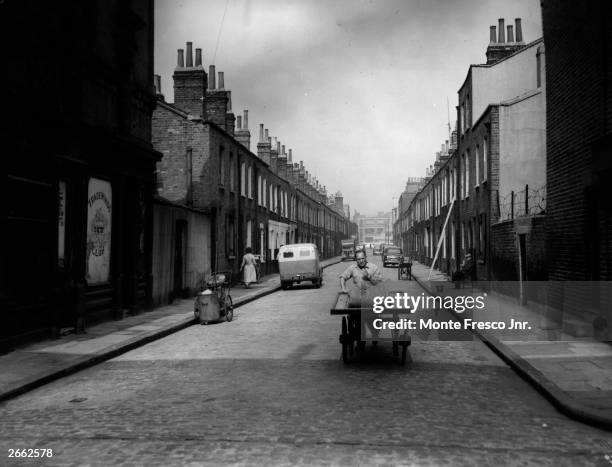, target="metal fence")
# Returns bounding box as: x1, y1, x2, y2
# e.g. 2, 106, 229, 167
497, 184, 546, 221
